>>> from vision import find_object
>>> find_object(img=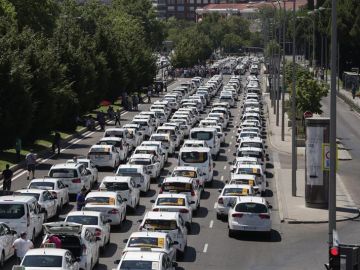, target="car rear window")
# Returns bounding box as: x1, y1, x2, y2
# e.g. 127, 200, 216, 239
162, 182, 192, 193
66, 215, 98, 225
120, 260, 153, 270
143, 219, 177, 230
172, 170, 197, 178
236, 168, 261, 176
235, 203, 268, 213
157, 197, 185, 206
29, 182, 55, 190
241, 142, 262, 148
191, 131, 213, 141
0, 204, 25, 219
14, 192, 40, 201
223, 188, 249, 196
129, 159, 151, 166
102, 182, 129, 191
181, 151, 208, 163
49, 169, 78, 178
22, 255, 62, 267
238, 151, 262, 159
86, 197, 115, 205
